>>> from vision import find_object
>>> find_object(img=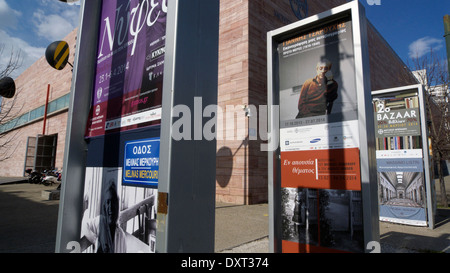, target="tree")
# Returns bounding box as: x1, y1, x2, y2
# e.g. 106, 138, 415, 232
0, 45, 23, 162
0, 45, 22, 79
408, 48, 449, 208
